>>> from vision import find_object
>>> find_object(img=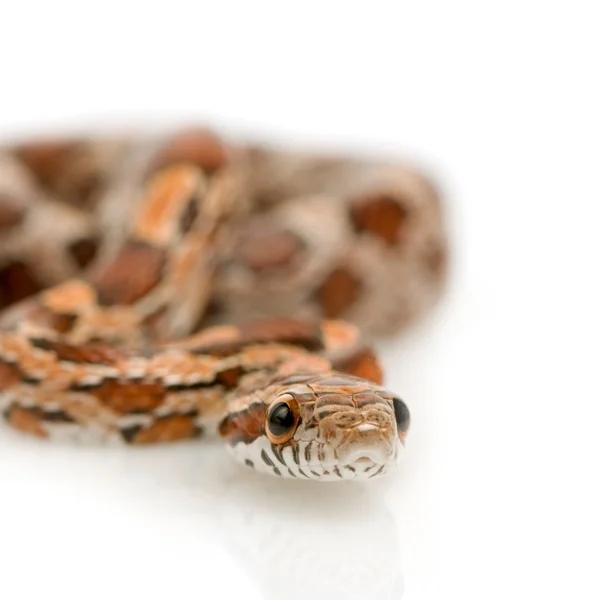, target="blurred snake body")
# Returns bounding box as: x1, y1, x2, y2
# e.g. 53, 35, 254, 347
0, 129, 446, 480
